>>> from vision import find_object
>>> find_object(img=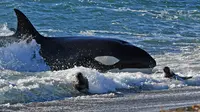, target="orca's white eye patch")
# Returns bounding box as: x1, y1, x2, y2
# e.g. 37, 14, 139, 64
94, 56, 120, 65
